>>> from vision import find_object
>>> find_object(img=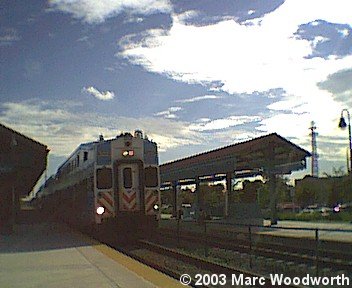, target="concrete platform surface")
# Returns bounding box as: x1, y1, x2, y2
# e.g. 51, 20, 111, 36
0, 222, 183, 288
